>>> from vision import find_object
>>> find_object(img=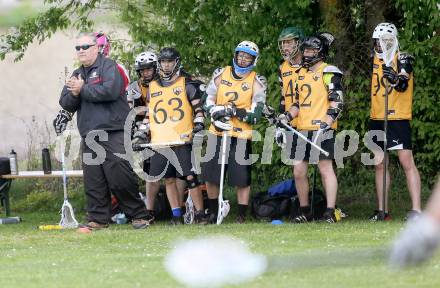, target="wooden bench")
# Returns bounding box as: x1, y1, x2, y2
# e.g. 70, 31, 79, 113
0, 170, 83, 216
